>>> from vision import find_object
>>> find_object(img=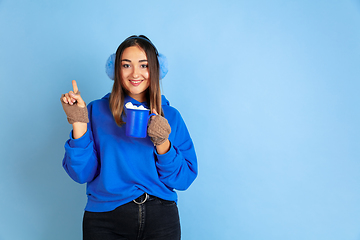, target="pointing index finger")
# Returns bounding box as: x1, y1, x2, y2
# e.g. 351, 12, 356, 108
72, 80, 79, 94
